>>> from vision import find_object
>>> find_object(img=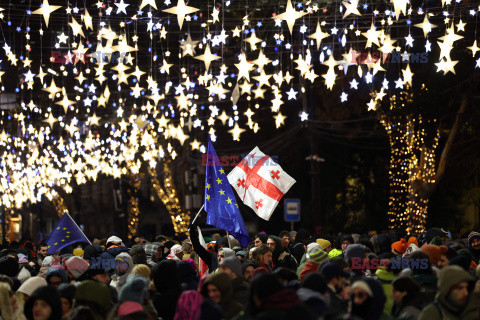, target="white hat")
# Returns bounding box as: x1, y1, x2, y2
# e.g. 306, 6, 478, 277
107, 236, 122, 245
